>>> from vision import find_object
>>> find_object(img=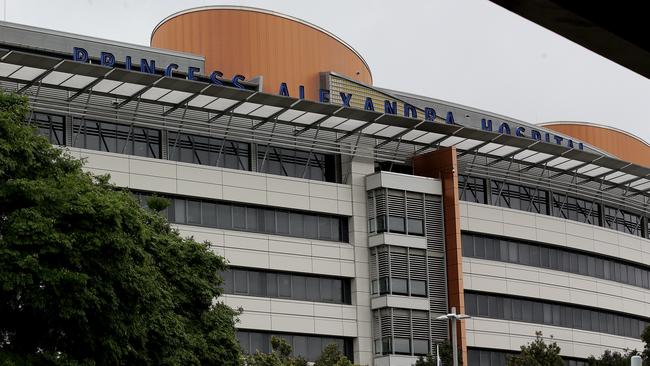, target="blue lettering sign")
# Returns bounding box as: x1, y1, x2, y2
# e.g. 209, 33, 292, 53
481, 119, 493, 131
515, 127, 526, 137
140, 59, 155, 74
165, 63, 178, 77
445, 111, 455, 124
232, 74, 246, 89
73, 47, 89, 62
384, 100, 397, 115
319, 89, 330, 103
498, 122, 511, 134
340, 92, 352, 107
99, 52, 115, 67
209, 70, 223, 85
404, 103, 417, 118
364, 97, 375, 111
279, 82, 290, 97
425, 107, 436, 121
187, 66, 200, 81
